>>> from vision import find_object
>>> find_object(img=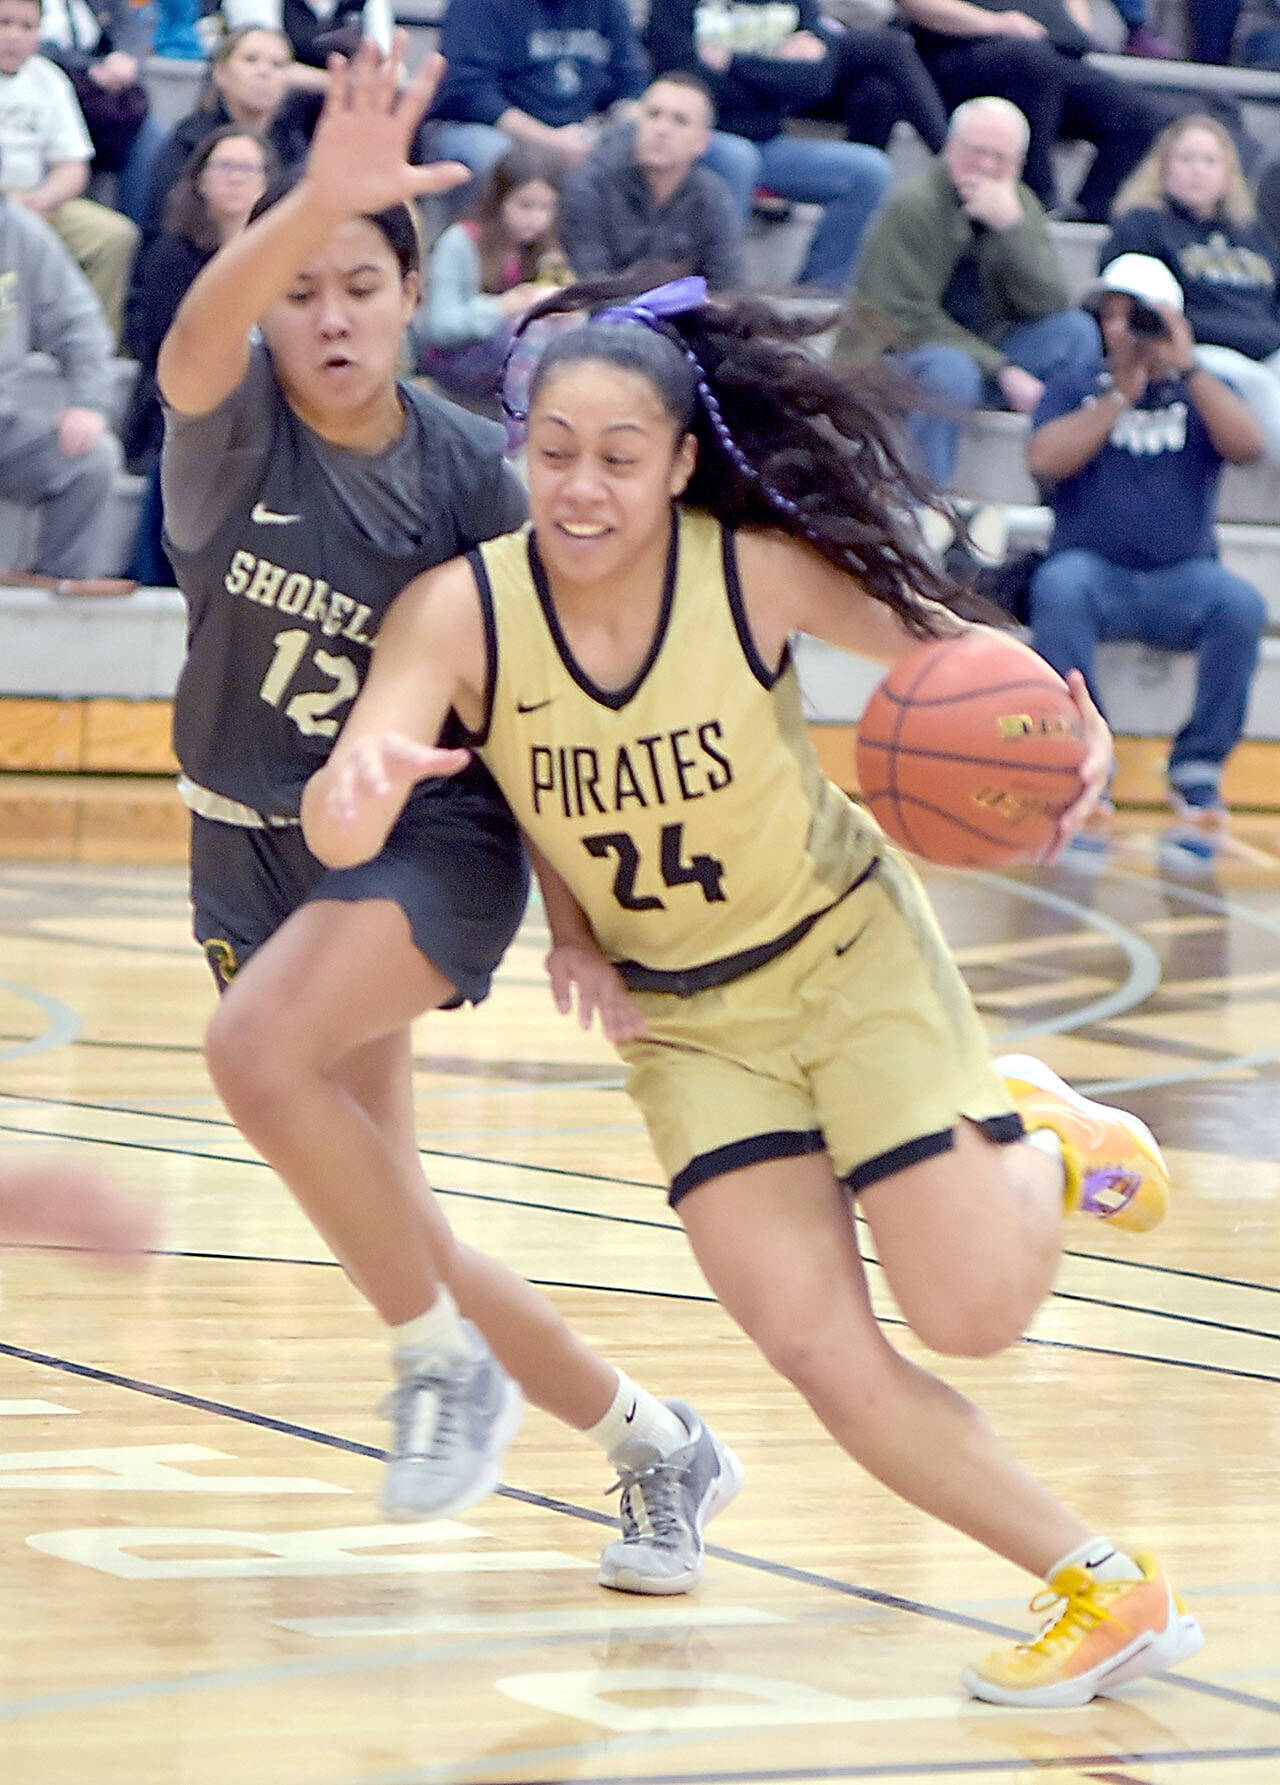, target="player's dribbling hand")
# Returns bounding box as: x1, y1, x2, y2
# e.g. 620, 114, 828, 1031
1049, 668, 1113, 859
545, 945, 648, 1045
322, 733, 471, 827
